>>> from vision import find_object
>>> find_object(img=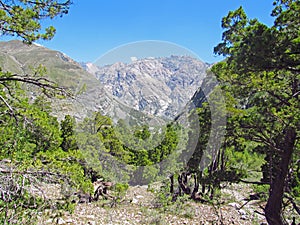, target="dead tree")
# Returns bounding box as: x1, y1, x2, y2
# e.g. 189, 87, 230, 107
93, 181, 114, 201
